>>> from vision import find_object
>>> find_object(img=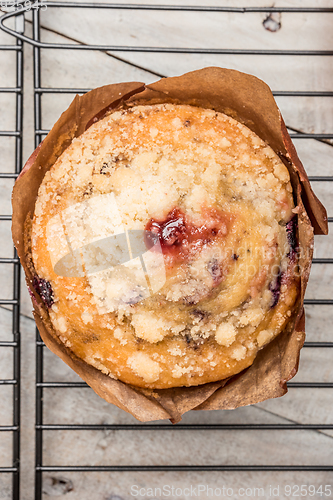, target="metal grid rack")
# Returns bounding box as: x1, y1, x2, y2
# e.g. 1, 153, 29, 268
0, 11, 23, 500
0, 3, 332, 499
